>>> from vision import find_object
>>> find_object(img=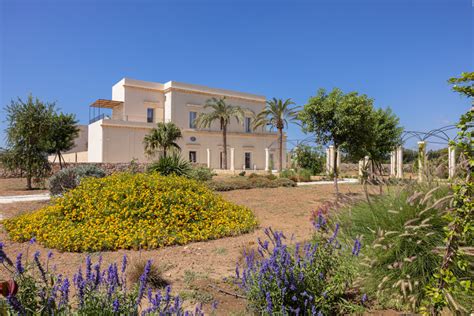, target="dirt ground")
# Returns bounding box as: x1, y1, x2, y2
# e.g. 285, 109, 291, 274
0, 179, 370, 315
0, 178, 48, 196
